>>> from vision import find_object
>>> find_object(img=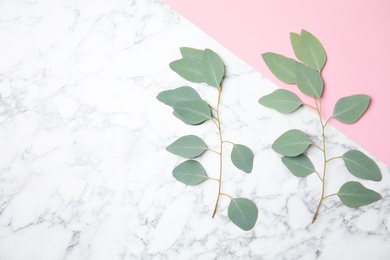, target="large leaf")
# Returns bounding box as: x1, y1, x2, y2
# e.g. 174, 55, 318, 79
156, 86, 201, 107
337, 181, 382, 208
180, 47, 204, 60
231, 144, 254, 173
202, 49, 224, 88
332, 94, 370, 124
262, 52, 297, 83
282, 154, 315, 177
228, 198, 258, 231
295, 62, 323, 98
290, 32, 305, 63
258, 89, 302, 114
272, 129, 311, 157
172, 100, 211, 125
169, 58, 203, 83
341, 150, 382, 181
172, 160, 208, 185
166, 135, 207, 158
300, 30, 327, 72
